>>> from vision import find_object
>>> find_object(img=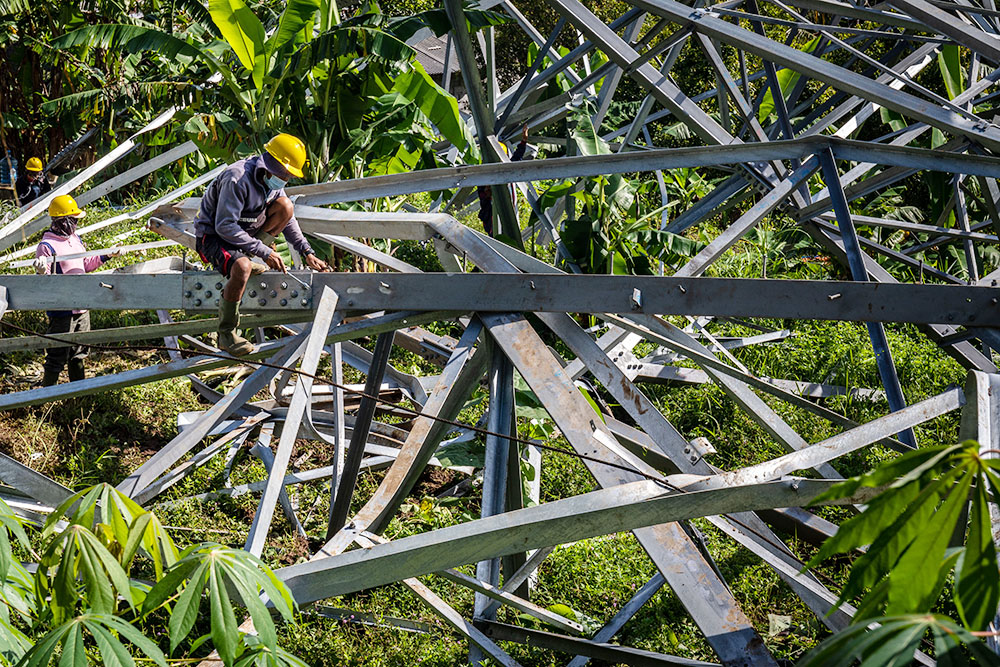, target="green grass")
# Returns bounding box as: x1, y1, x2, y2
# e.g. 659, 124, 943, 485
0, 201, 988, 665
